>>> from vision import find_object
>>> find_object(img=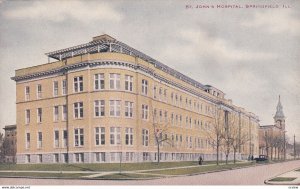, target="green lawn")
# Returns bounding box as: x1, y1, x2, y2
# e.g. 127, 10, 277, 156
269, 177, 297, 182
0, 161, 234, 172
0, 161, 254, 180
142, 162, 254, 176
95, 173, 159, 179
0, 172, 90, 178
